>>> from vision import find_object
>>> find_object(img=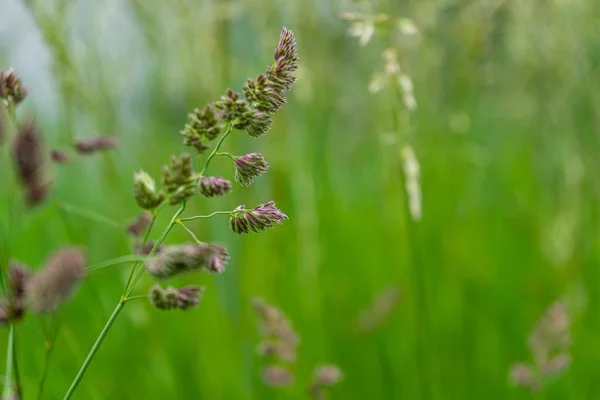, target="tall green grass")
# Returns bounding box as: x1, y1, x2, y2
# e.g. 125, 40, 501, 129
1, 0, 600, 398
